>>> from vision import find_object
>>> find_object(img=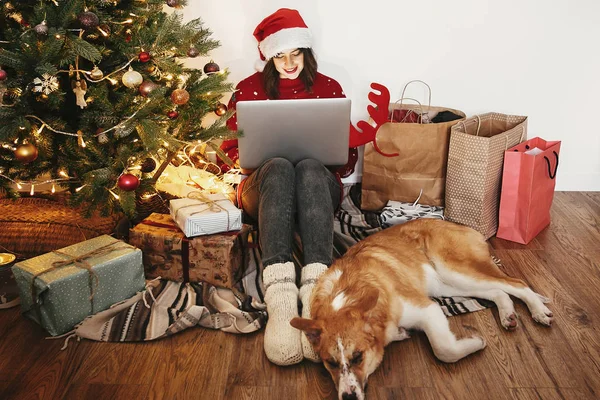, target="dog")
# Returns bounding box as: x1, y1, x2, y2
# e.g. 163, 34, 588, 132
290, 219, 553, 400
